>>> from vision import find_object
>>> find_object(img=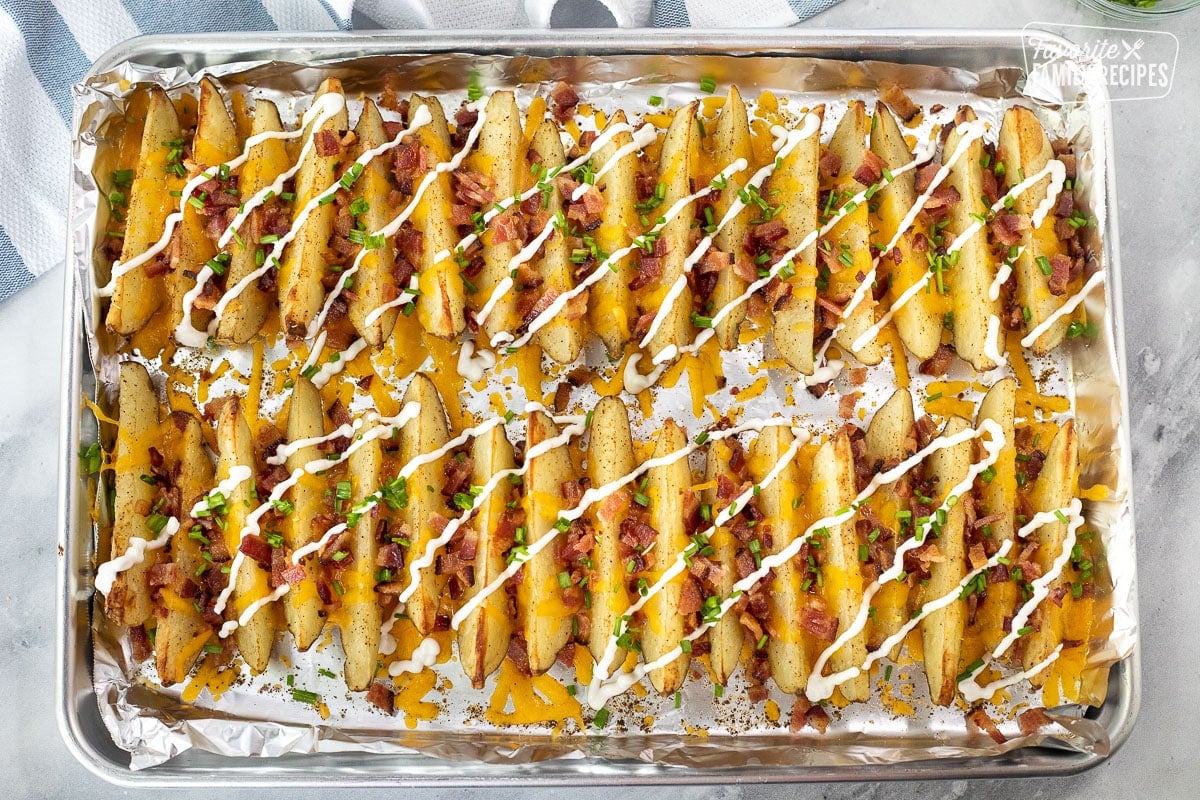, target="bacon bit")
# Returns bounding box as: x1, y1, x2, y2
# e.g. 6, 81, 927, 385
923, 184, 961, 212
968, 541, 989, 571
129, 625, 152, 662
807, 705, 831, 734
489, 210, 523, 245
513, 262, 543, 292
455, 104, 479, 132
563, 289, 589, 321
454, 168, 496, 208
238, 534, 273, 570
816, 295, 843, 319
848, 367, 867, 386
732, 253, 758, 283
575, 185, 605, 217
1018, 707, 1053, 736
365, 680, 395, 714
764, 276, 792, 311
914, 163, 942, 195
967, 707, 1007, 744
619, 516, 658, 552
449, 203, 474, 228
377, 542, 405, 571
442, 455, 474, 500
280, 563, 306, 586
1054, 191, 1074, 219
597, 488, 631, 525
147, 562, 179, 591
314, 129, 342, 157
678, 578, 703, 615
838, 392, 859, 420
506, 633, 532, 675
854, 149, 886, 186
560, 527, 595, 565
818, 150, 843, 180
632, 311, 655, 340
1049, 585, 1068, 607
629, 254, 663, 291
993, 213, 1029, 248
1048, 254, 1072, 295
142, 252, 170, 278
550, 81, 581, 122
560, 478, 585, 508
881, 81, 921, 122
269, 545, 287, 588
522, 289, 560, 328
918, 344, 955, 377
1057, 151, 1078, 179
799, 604, 839, 641
752, 219, 788, 245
